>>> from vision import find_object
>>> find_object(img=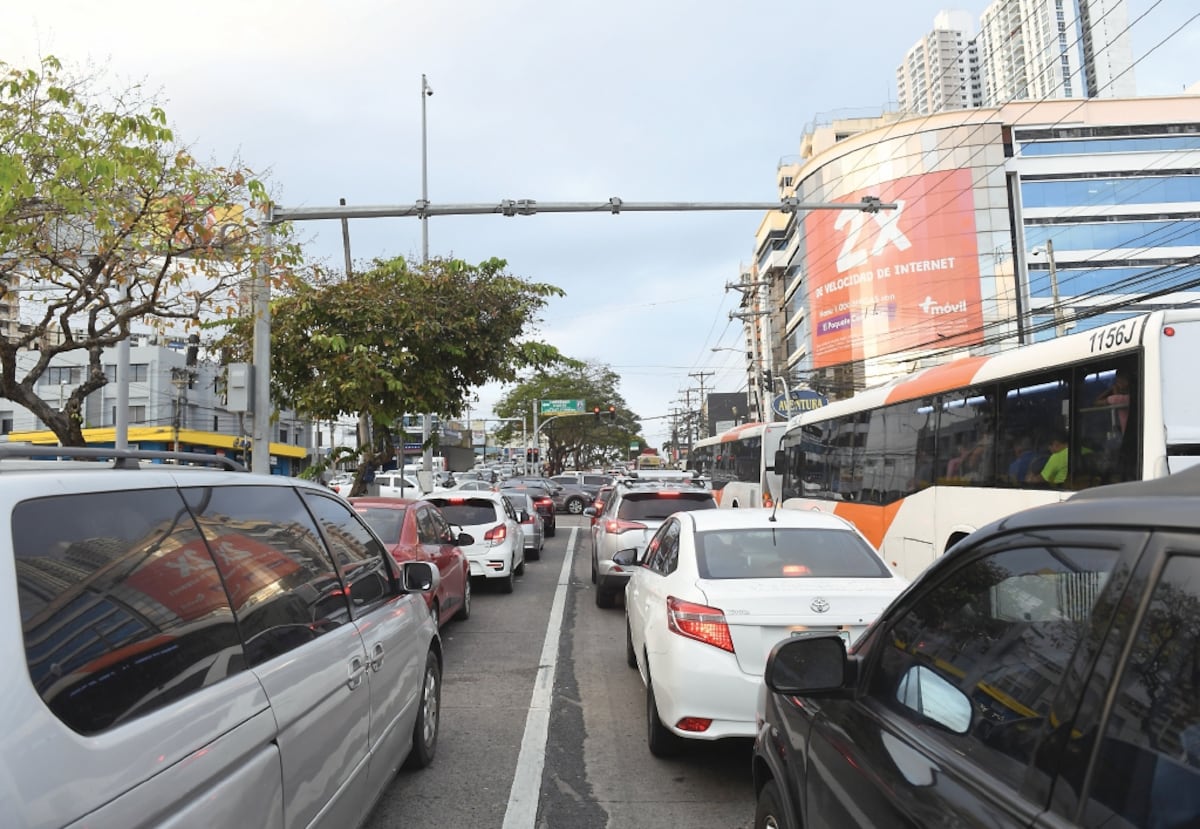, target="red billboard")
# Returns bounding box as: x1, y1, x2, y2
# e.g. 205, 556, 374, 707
805, 168, 982, 369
